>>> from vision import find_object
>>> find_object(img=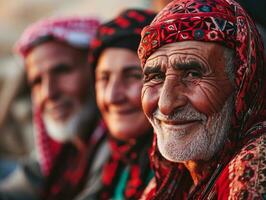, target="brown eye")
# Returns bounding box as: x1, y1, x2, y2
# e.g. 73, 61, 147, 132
96, 72, 109, 83
185, 70, 202, 78
29, 76, 42, 89
98, 75, 109, 82
144, 73, 165, 83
